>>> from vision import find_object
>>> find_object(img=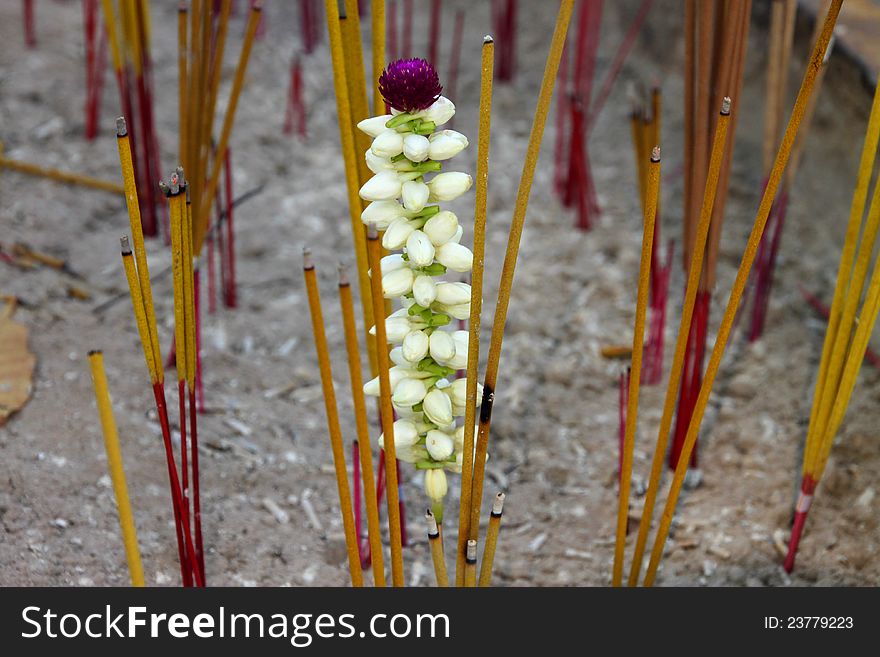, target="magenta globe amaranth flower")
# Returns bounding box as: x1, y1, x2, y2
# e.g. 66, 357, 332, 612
379, 58, 443, 112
